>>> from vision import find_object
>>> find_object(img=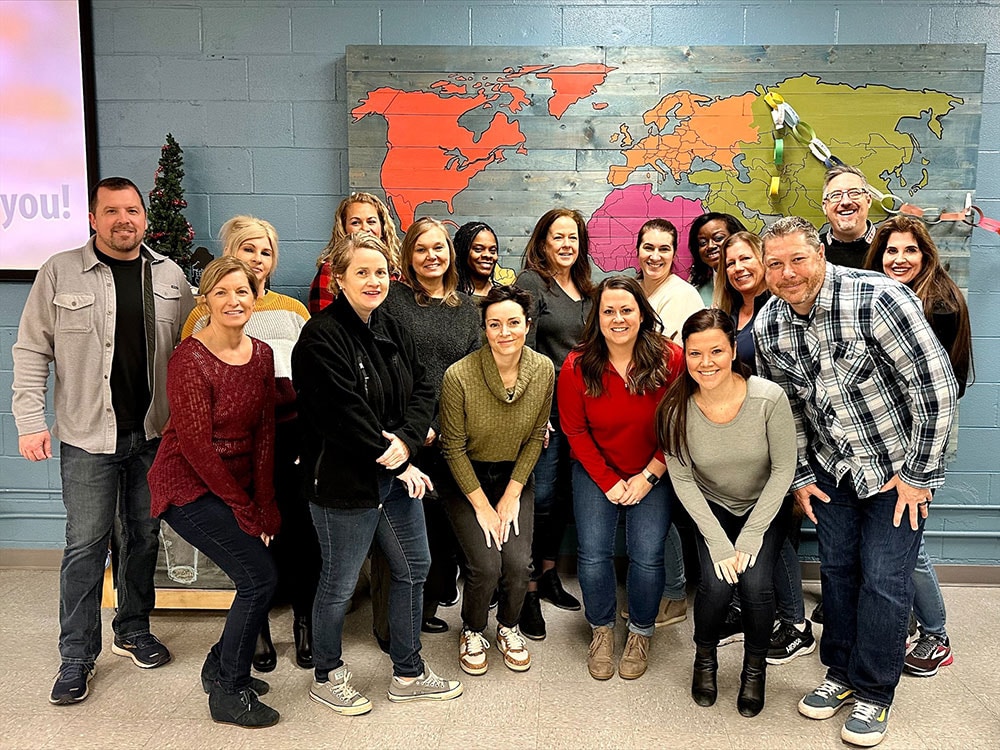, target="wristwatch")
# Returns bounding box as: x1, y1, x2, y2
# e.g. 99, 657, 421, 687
644, 472, 661, 486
